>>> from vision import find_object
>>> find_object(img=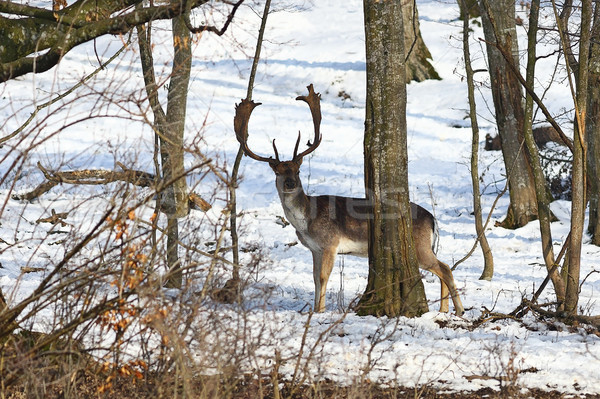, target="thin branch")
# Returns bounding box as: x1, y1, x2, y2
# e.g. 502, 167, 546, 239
477, 36, 574, 153
185, 0, 244, 36
228, 0, 271, 288
0, 41, 129, 146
